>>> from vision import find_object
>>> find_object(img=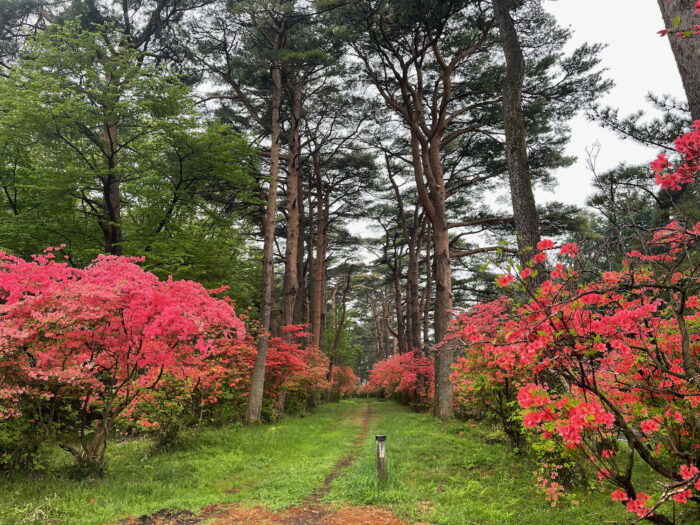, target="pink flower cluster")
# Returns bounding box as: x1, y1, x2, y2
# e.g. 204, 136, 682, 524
651, 121, 700, 190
